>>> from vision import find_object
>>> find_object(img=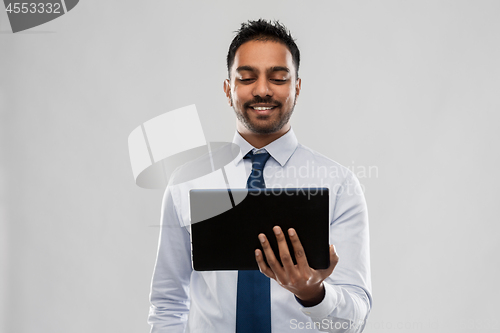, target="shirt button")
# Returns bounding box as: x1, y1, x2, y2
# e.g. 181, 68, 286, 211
305, 311, 311, 315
